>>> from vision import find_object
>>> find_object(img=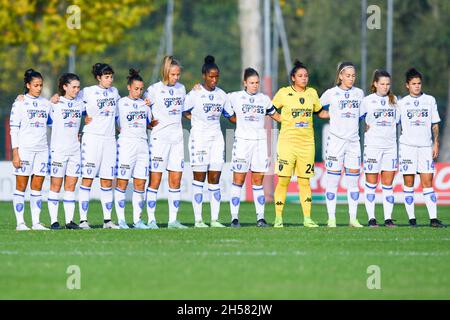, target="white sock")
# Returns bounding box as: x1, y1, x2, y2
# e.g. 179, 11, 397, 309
253, 185, 265, 221
146, 187, 158, 223
132, 190, 145, 224
100, 187, 113, 221
30, 190, 42, 225
47, 190, 60, 224
346, 172, 360, 221
114, 188, 126, 222
403, 186, 415, 219
382, 184, 394, 220
208, 184, 221, 221
364, 182, 377, 220
63, 191, 76, 224
423, 187, 437, 219
13, 190, 25, 226
326, 171, 340, 220
79, 185, 91, 222
168, 188, 181, 223
230, 183, 242, 221
192, 181, 204, 222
